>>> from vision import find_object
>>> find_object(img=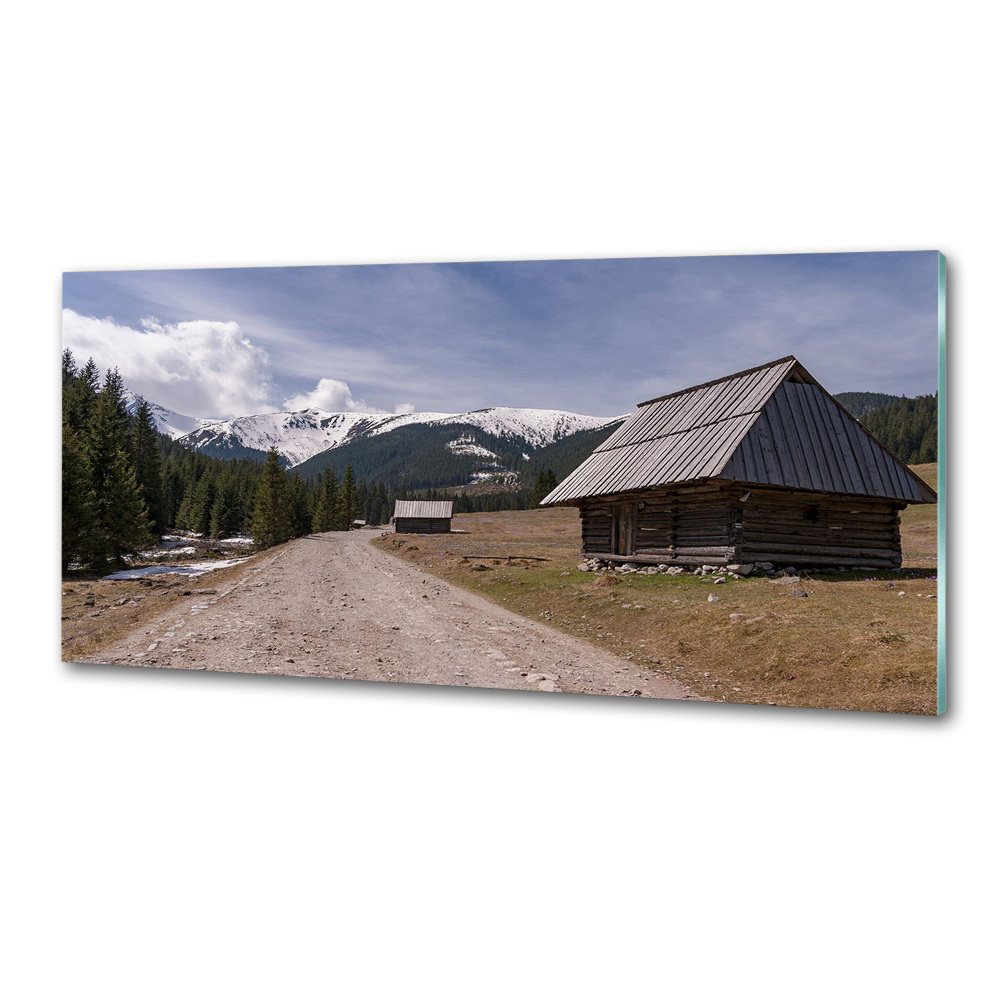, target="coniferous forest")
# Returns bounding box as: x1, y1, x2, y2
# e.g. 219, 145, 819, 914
856, 394, 938, 465
61, 351, 561, 574
835, 391, 938, 464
